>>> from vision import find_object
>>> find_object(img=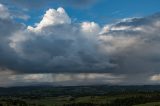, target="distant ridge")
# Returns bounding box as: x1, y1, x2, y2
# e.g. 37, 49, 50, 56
0, 85, 160, 97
